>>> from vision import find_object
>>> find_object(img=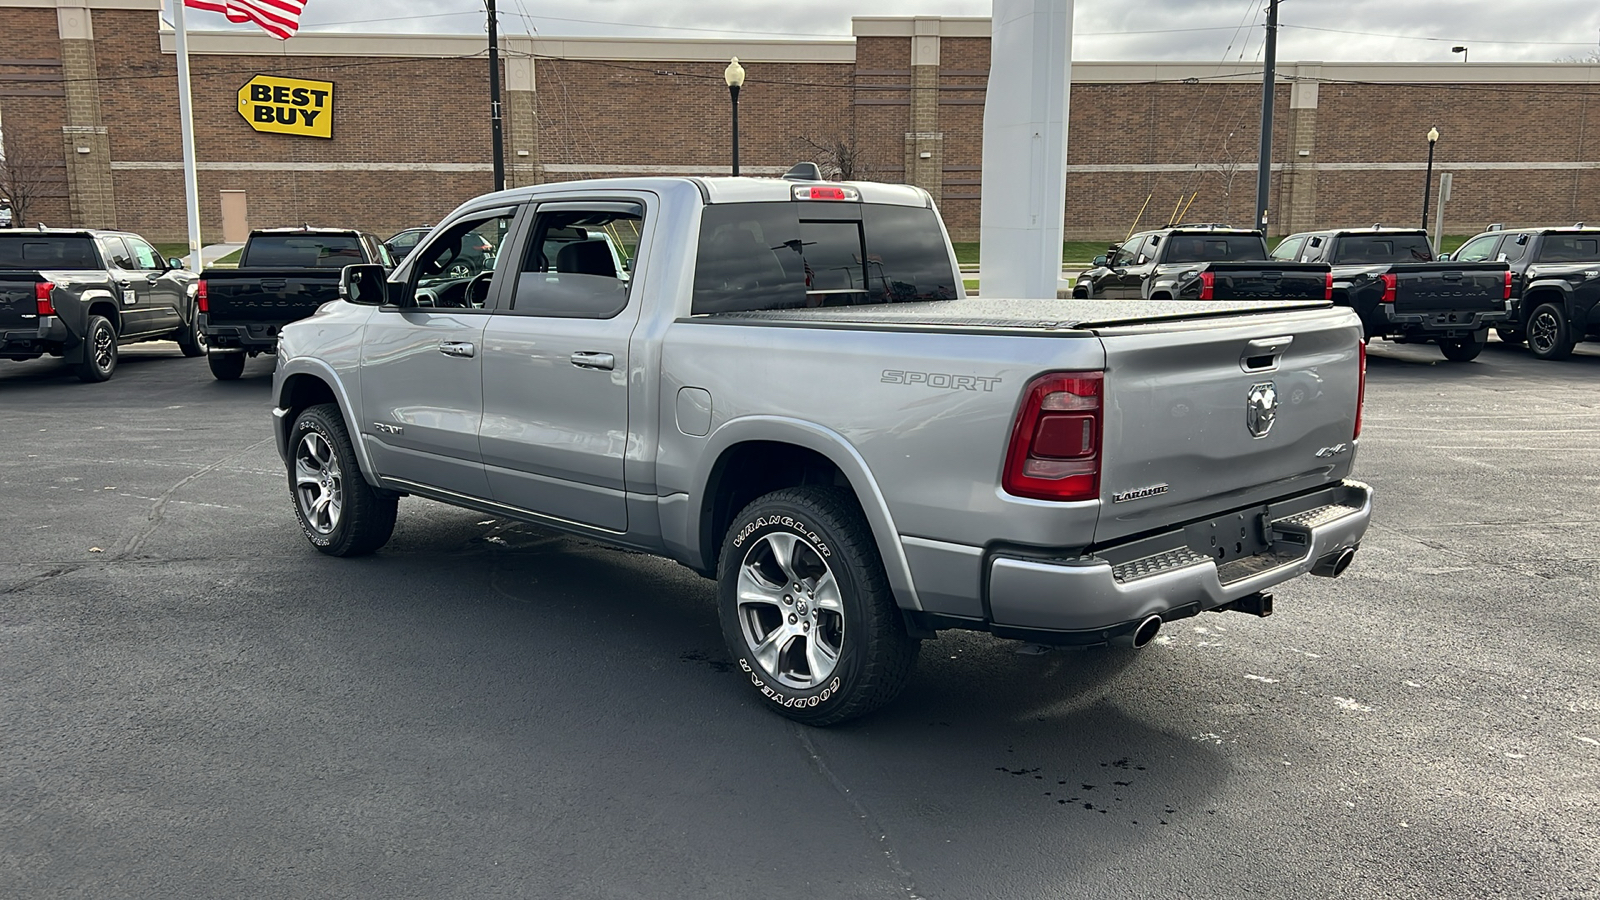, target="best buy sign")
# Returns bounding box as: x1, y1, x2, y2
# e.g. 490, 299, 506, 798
237, 75, 333, 138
